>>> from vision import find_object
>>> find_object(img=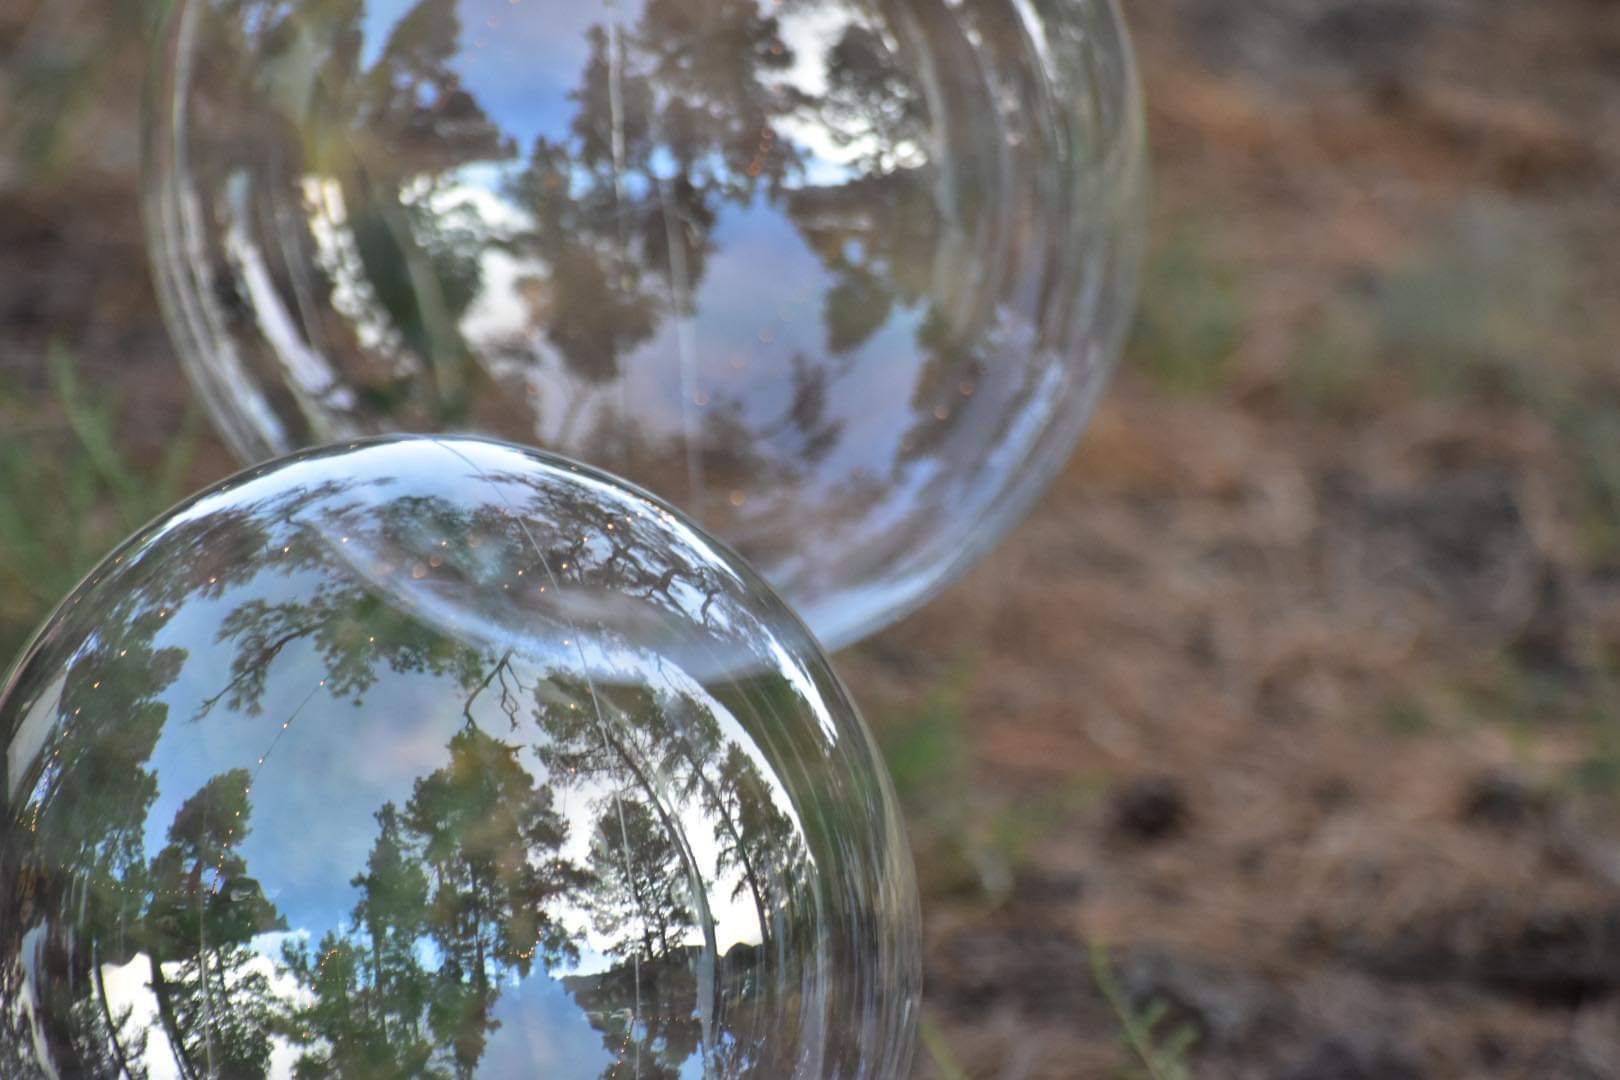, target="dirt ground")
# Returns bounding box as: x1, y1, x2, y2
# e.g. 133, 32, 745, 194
4, 1, 1620, 1077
